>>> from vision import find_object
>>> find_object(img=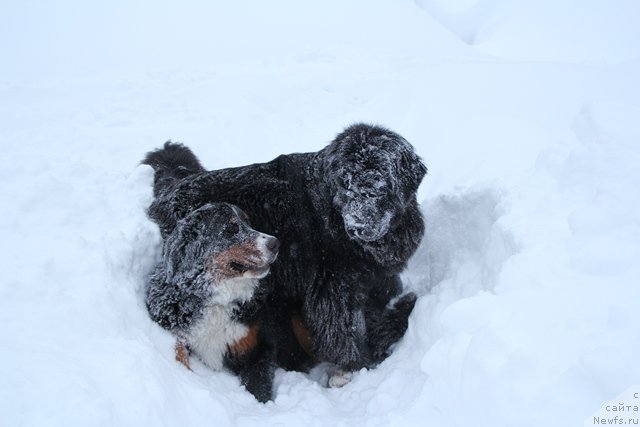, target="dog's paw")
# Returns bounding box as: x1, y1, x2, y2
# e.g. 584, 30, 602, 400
327, 367, 353, 388
244, 381, 272, 403
174, 340, 192, 371
393, 292, 417, 317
